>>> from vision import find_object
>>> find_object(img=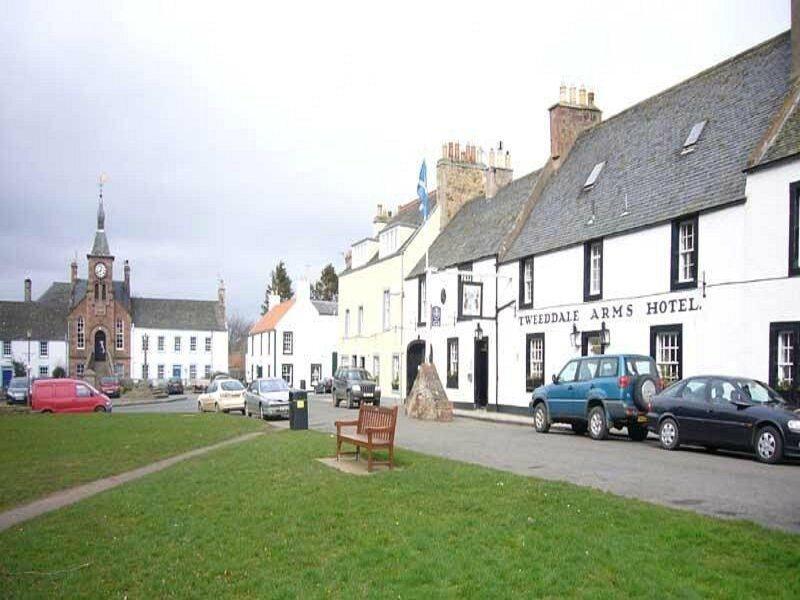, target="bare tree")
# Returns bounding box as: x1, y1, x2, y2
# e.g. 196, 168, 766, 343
227, 312, 254, 354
